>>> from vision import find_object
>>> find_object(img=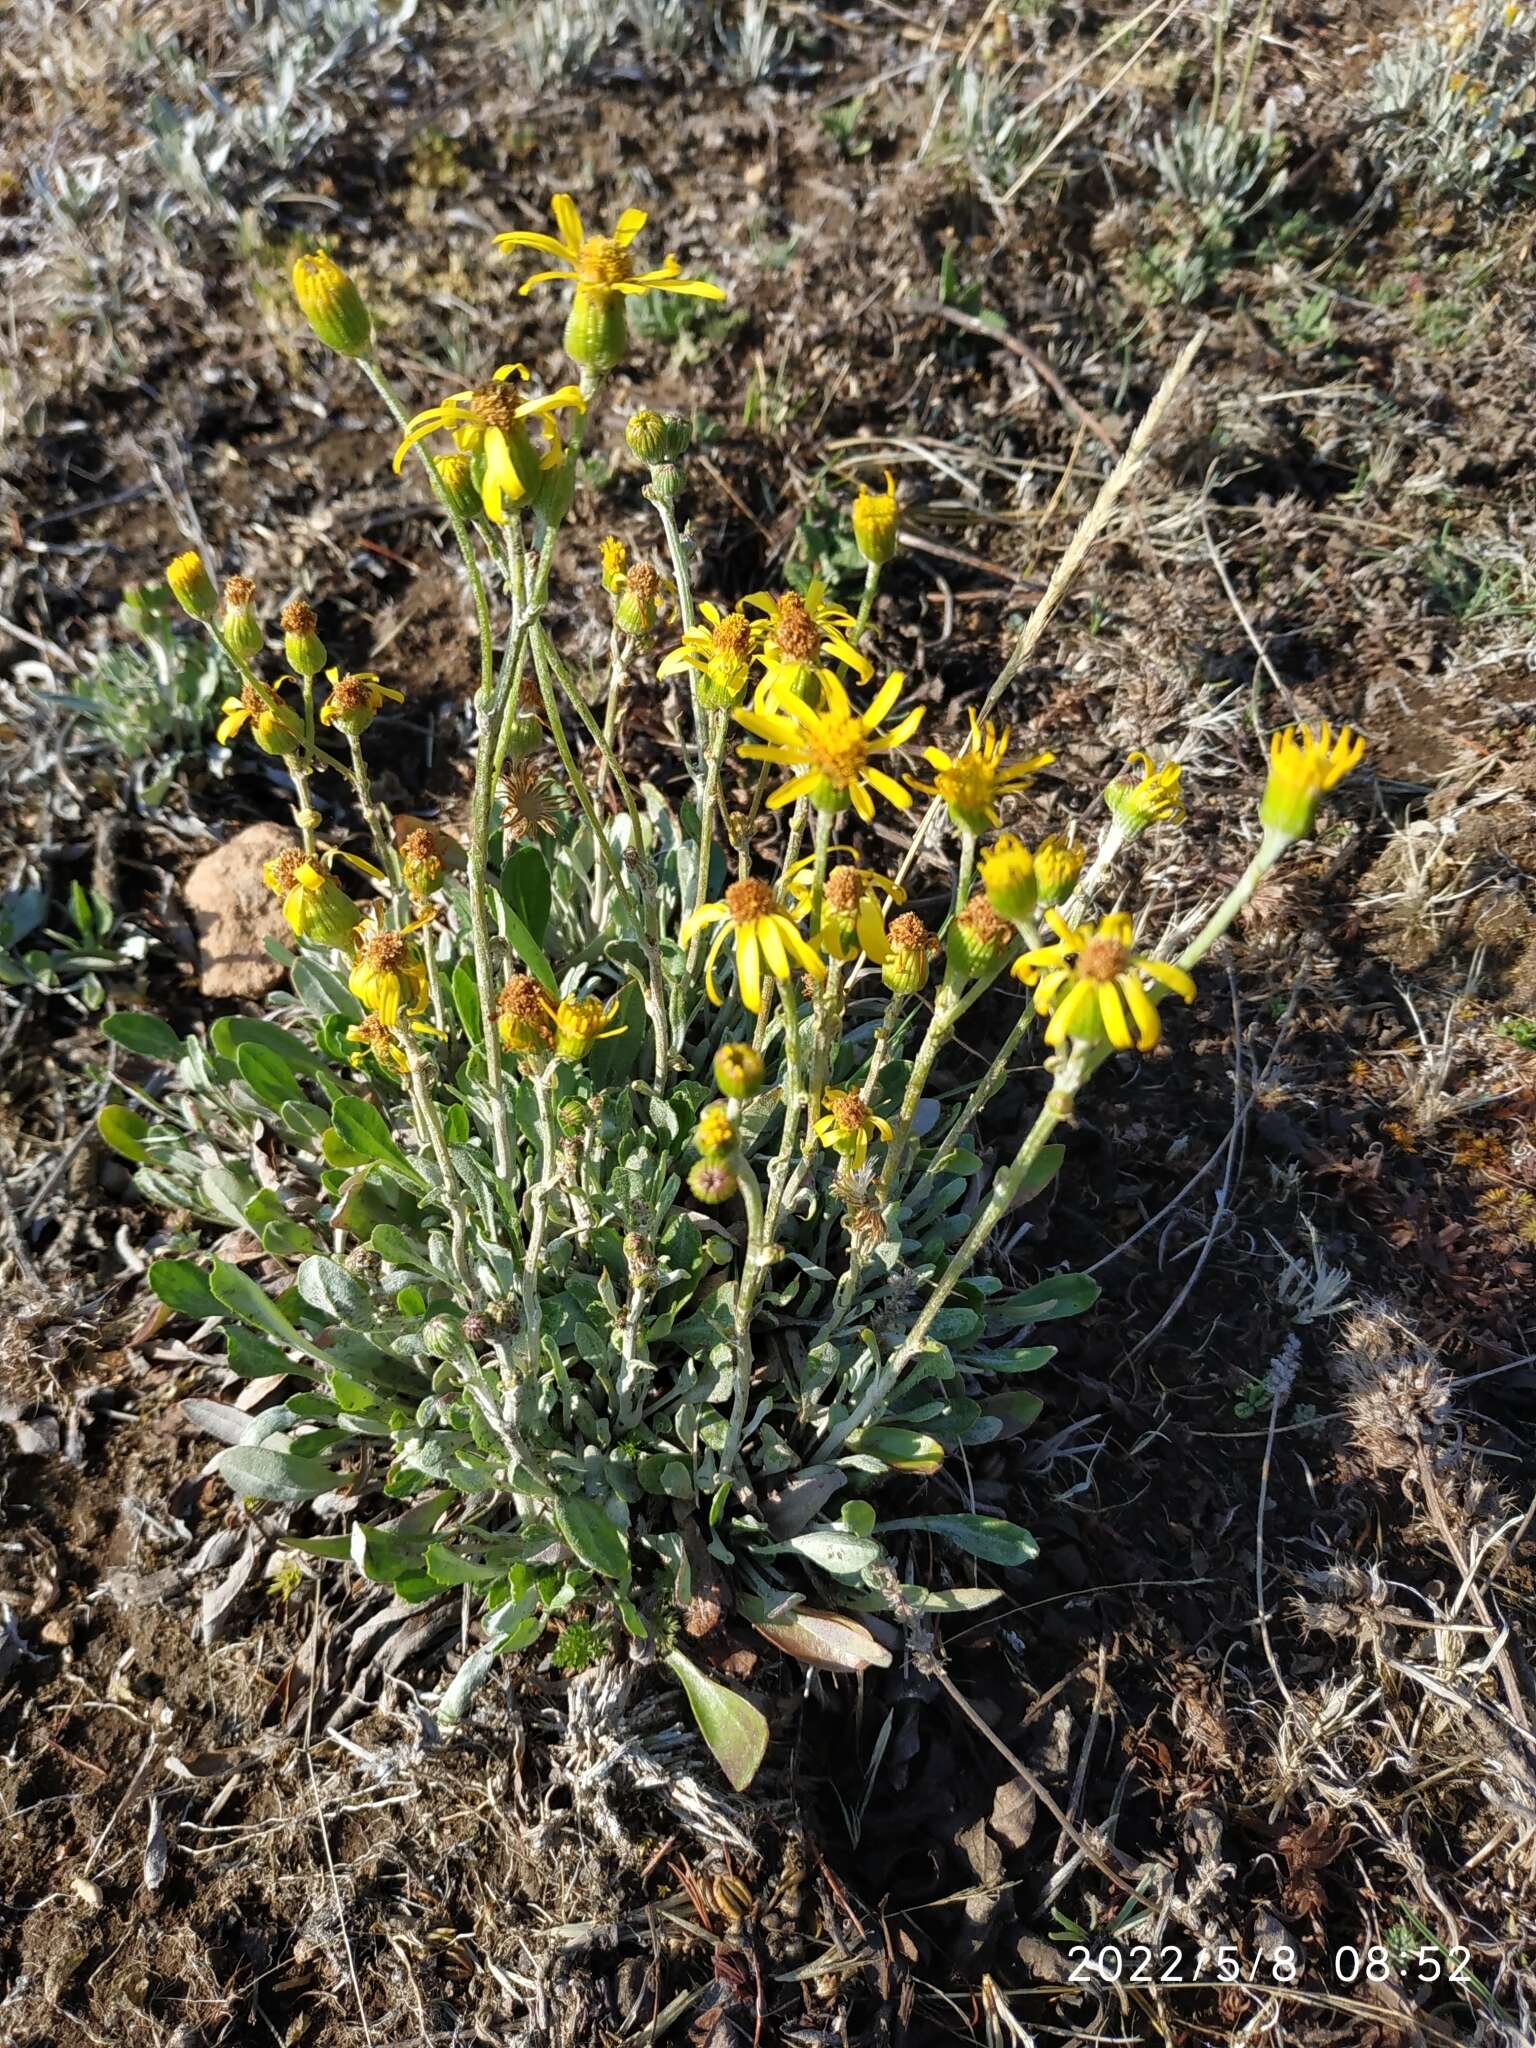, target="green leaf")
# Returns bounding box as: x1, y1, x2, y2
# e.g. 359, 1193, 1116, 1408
846, 1425, 945, 1473
929, 1305, 982, 1344
102, 1012, 184, 1062
982, 1390, 1044, 1435
235, 1042, 302, 1110
148, 1257, 223, 1321
291, 956, 362, 1025
785, 1526, 883, 1575
1017, 1141, 1064, 1201
665, 1649, 769, 1792
499, 902, 557, 994
97, 1103, 151, 1163
451, 961, 483, 1045
553, 1497, 630, 1579
499, 844, 552, 942
995, 1271, 1100, 1325
296, 1254, 371, 1327
881, 1513, 1038, 1568
973, 1344, 1056, 1375
752, 1607, 893, 1672
209, 1259, 301, 1344
331, 1097, 419, 1179
216, 1444, 337, 1502
587, 978, 646, 1089
227, 1327, 312, 1380
212, 1014, 326, 1074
